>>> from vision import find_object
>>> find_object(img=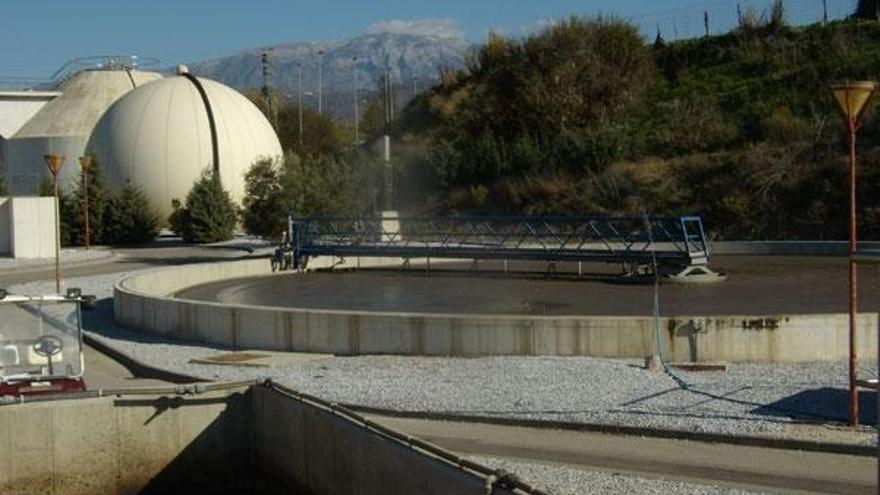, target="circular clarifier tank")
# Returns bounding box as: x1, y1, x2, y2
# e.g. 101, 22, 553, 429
175, 256, 879, 316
